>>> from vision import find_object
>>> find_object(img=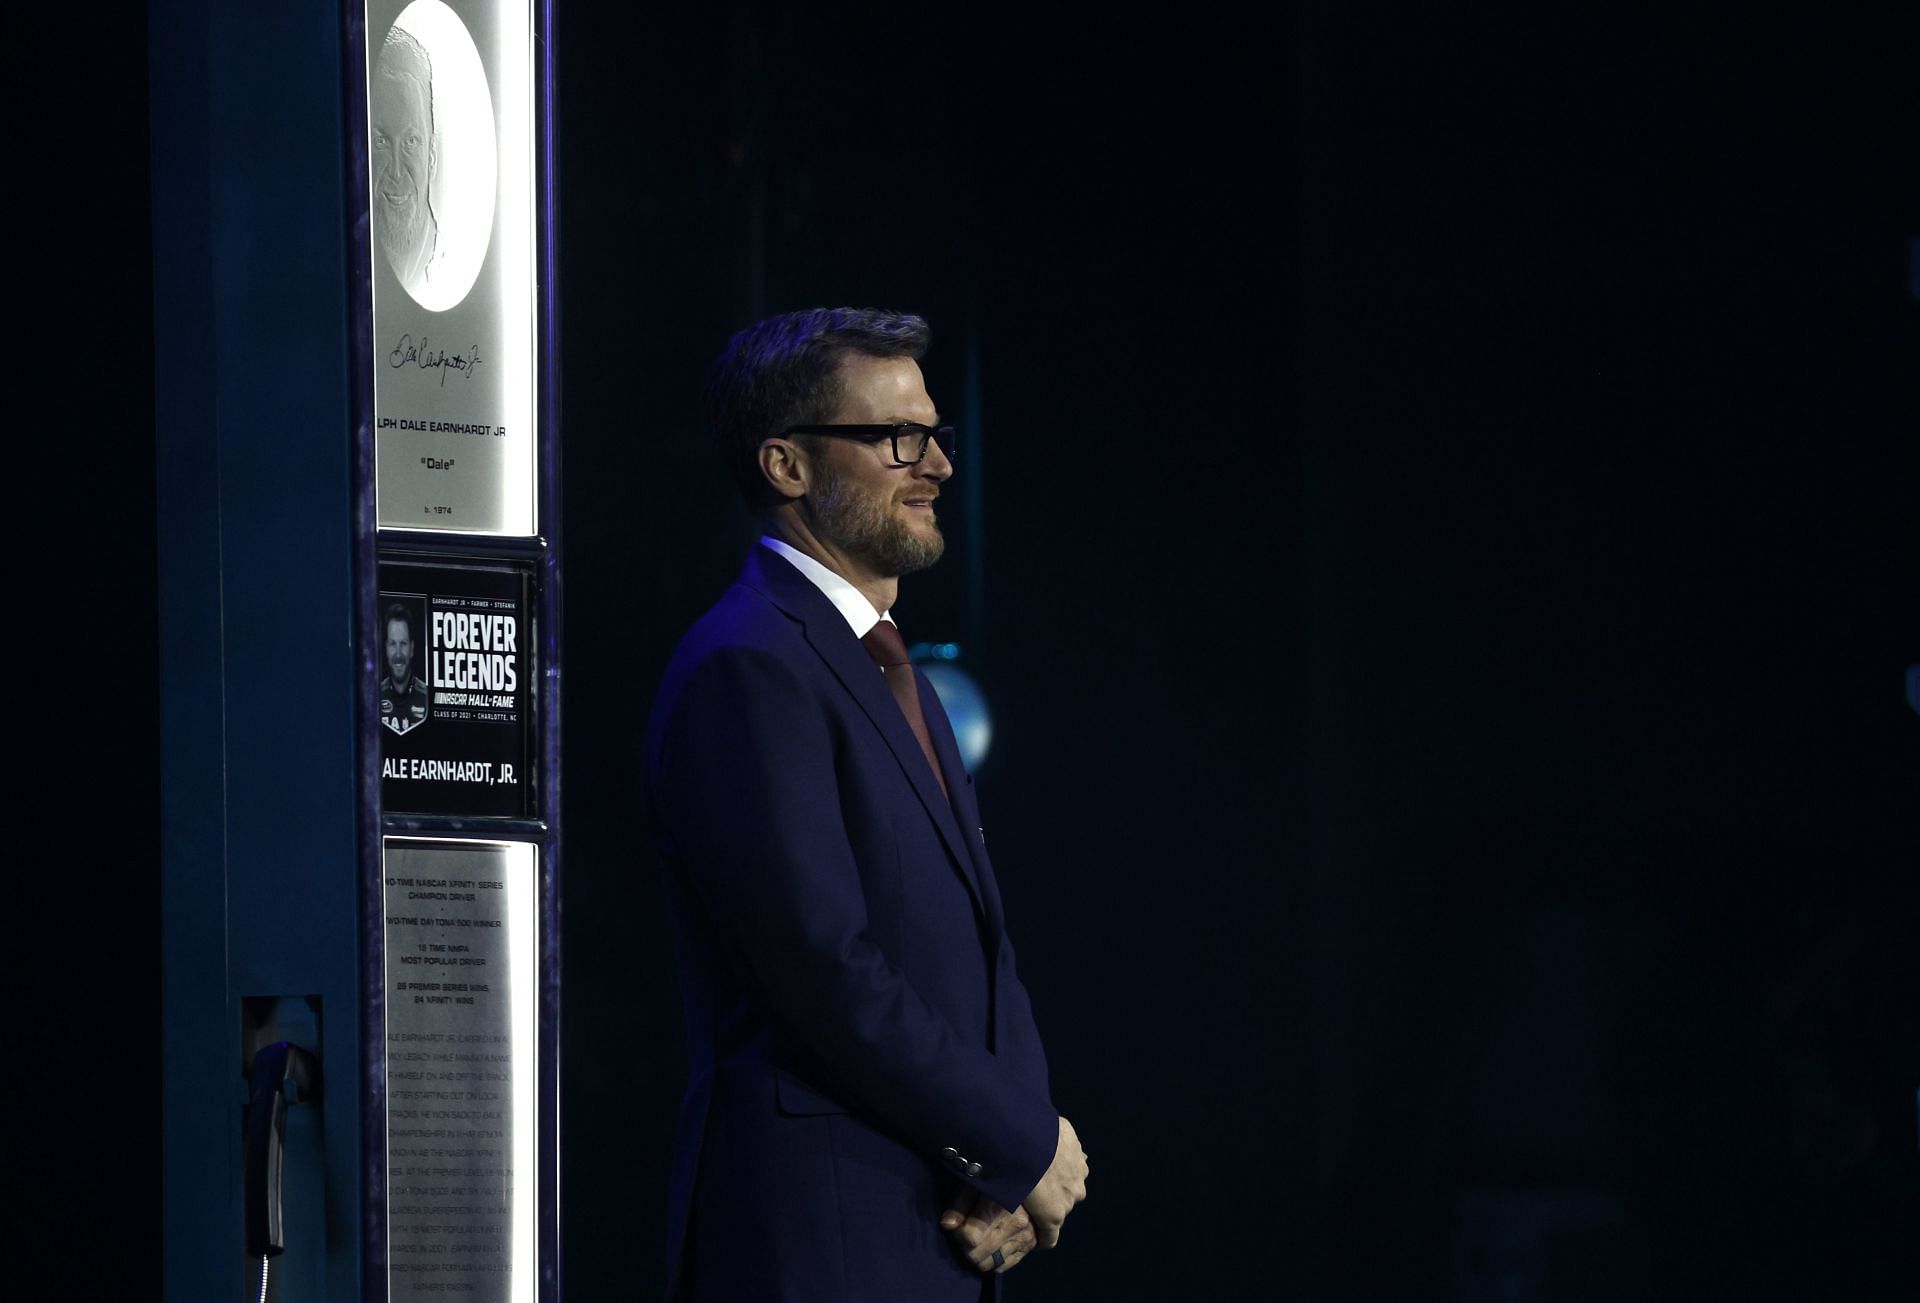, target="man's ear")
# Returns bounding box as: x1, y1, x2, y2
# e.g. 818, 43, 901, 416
758, 438, 810, 502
